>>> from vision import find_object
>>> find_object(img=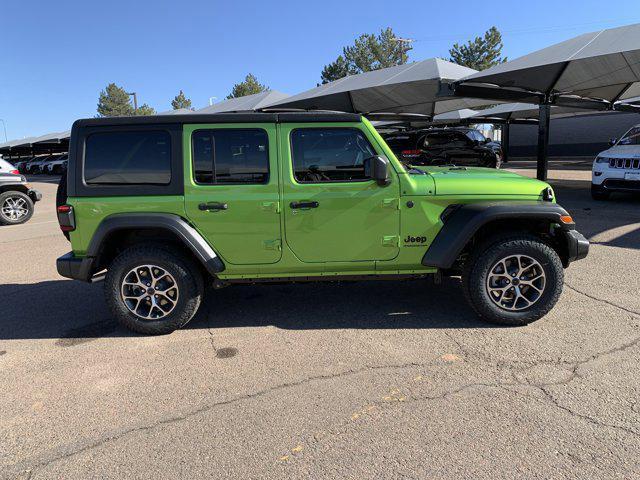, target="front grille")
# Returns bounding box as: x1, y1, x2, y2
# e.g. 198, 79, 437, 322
608, 158, 640, 169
